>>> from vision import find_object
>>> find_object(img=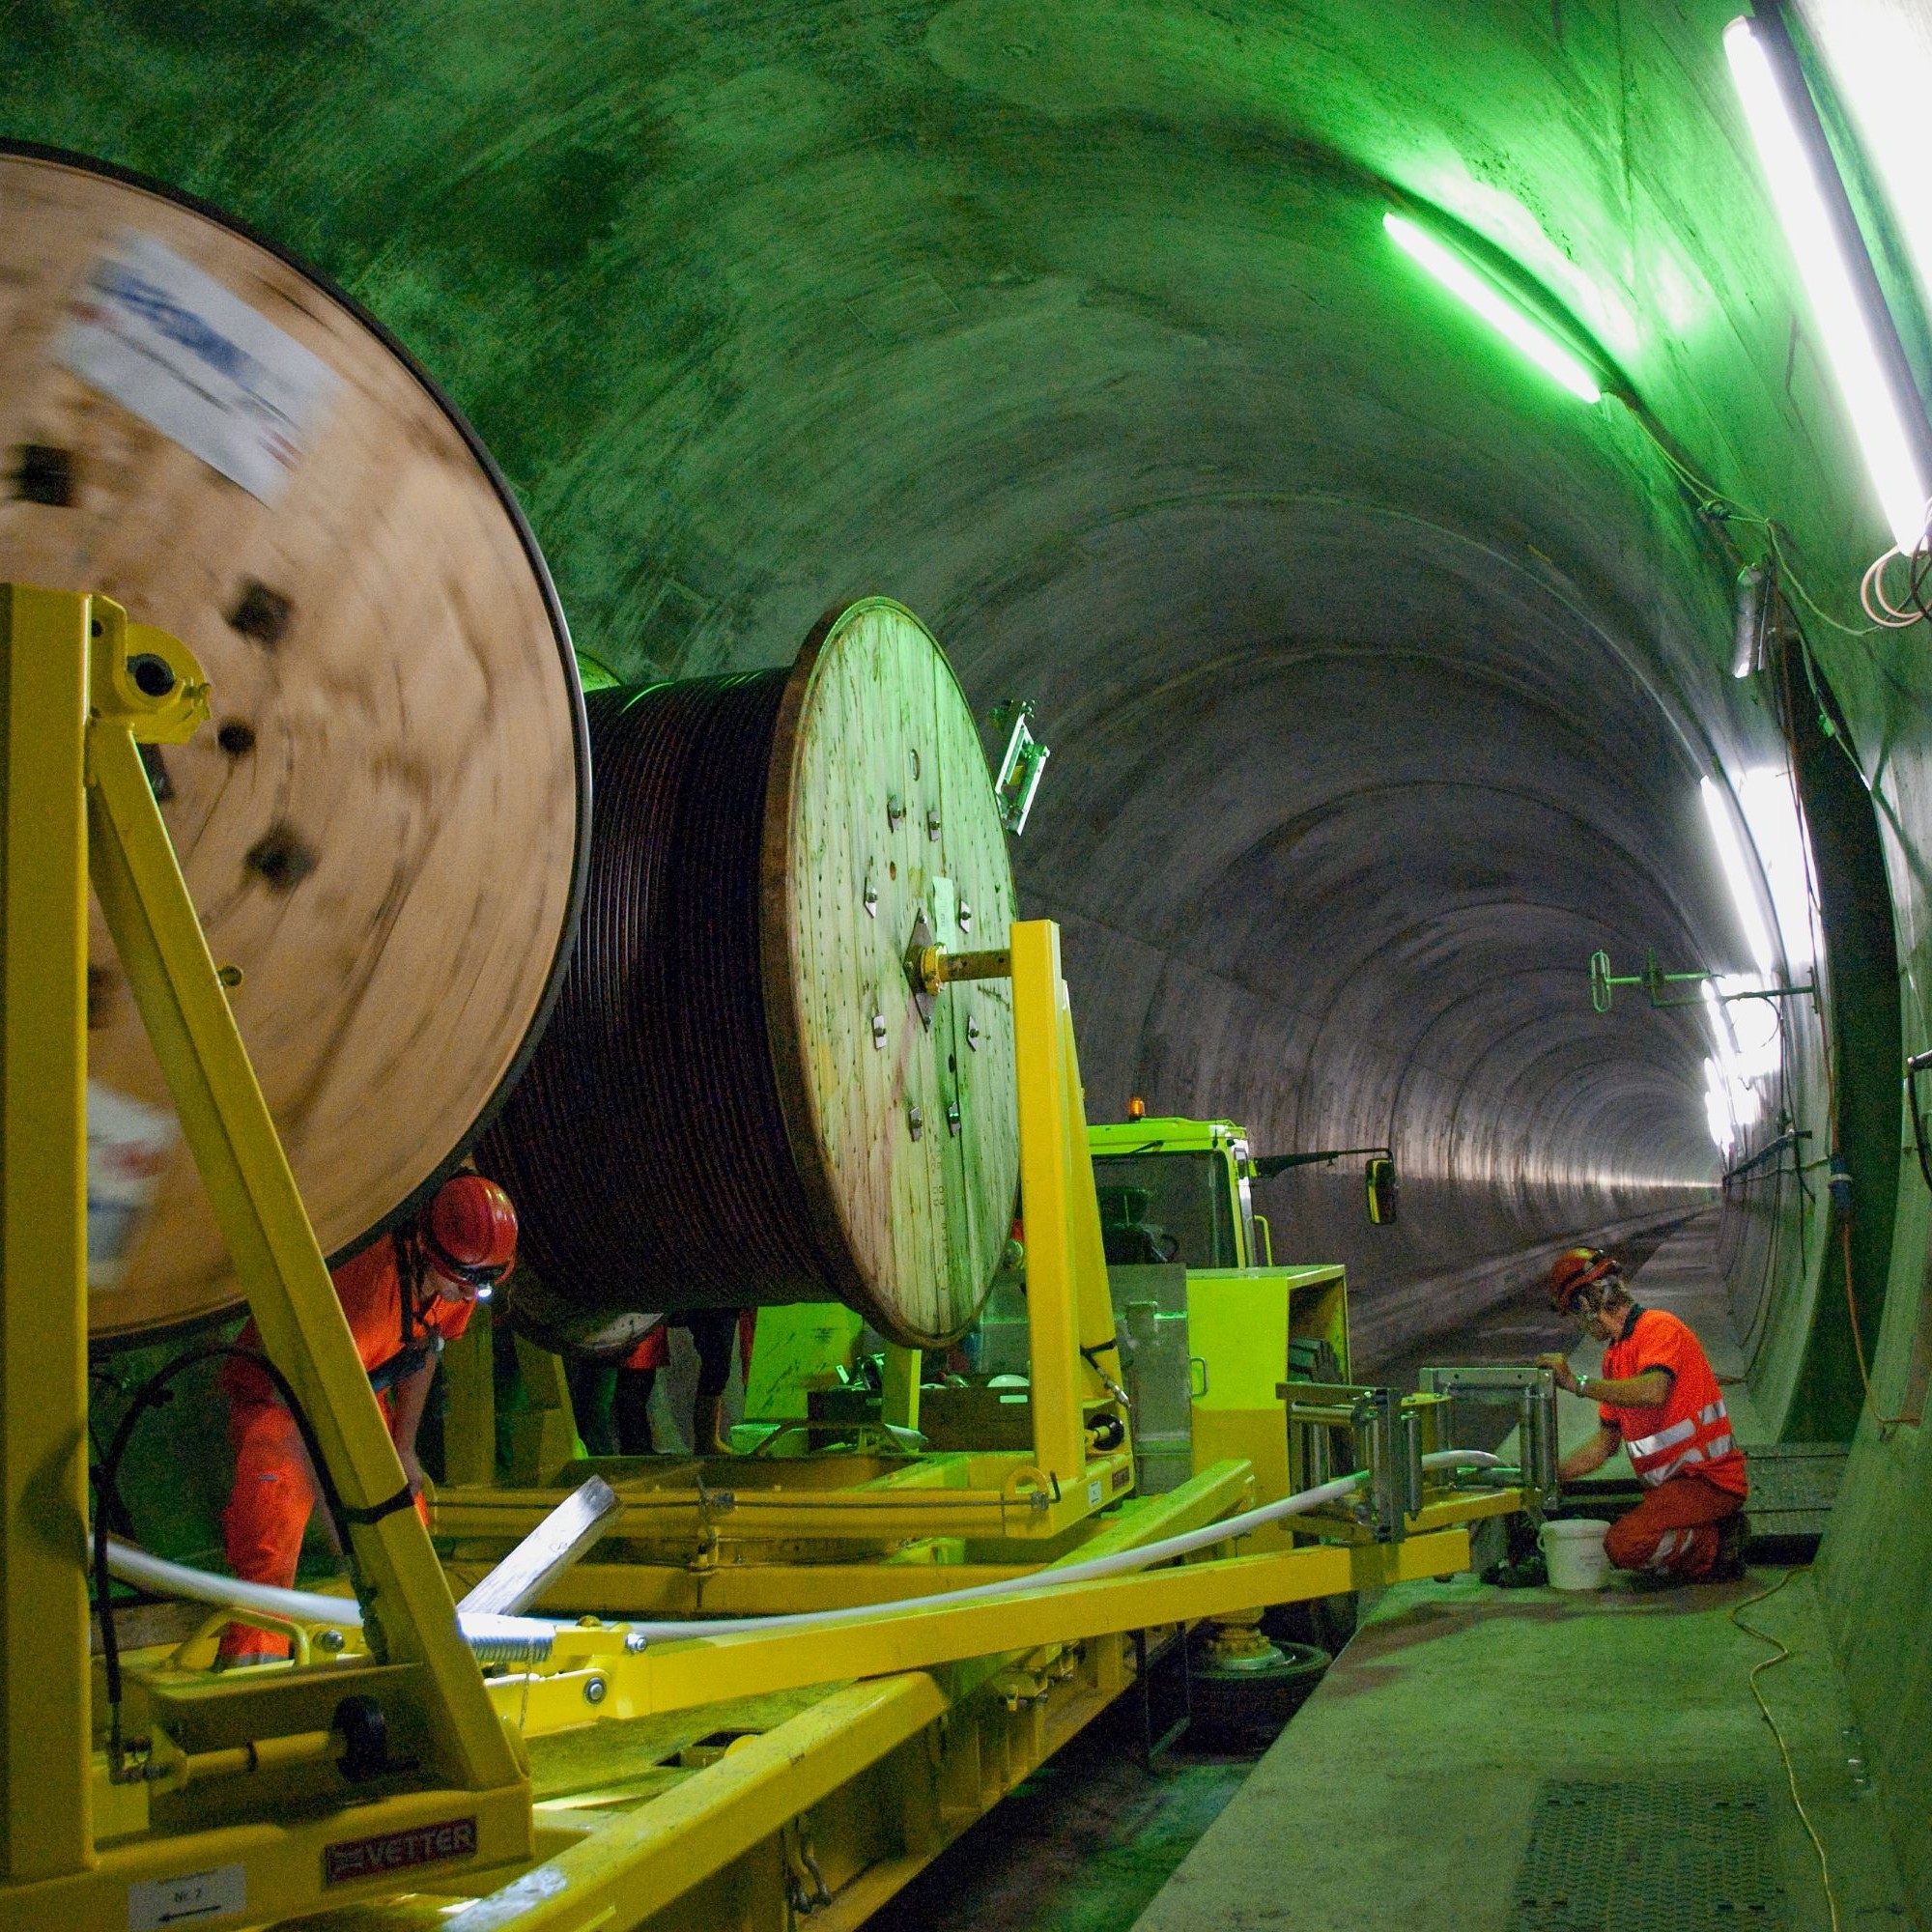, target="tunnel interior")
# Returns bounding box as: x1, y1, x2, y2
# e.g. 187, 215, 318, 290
10, 0, 1932, 1913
